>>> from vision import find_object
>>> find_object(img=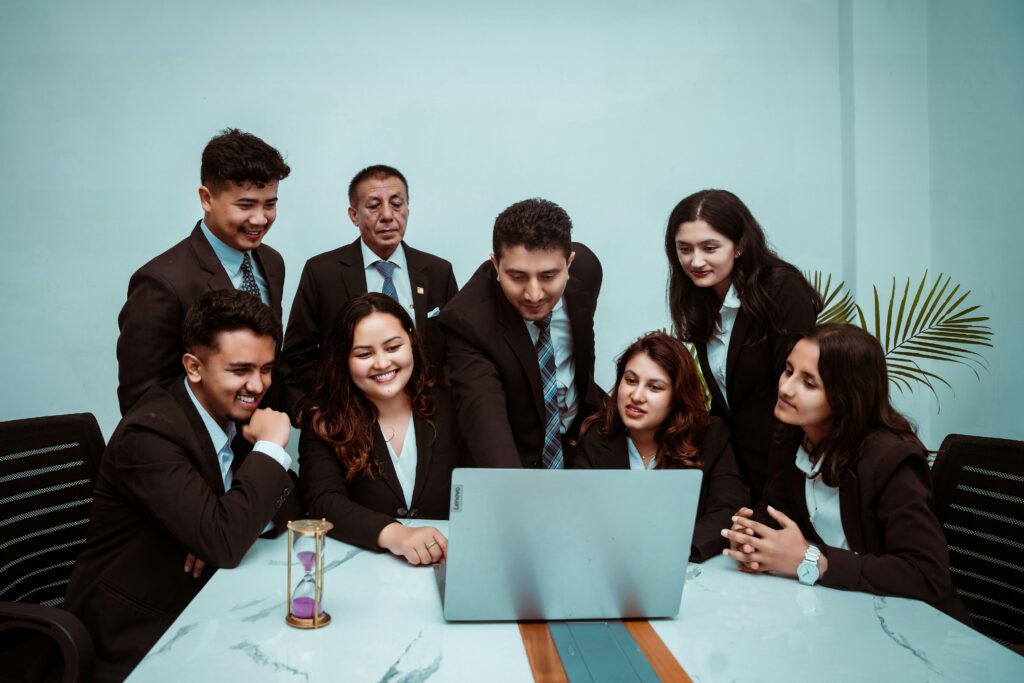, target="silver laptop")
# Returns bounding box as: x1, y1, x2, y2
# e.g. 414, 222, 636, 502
435, 468, 702, 621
